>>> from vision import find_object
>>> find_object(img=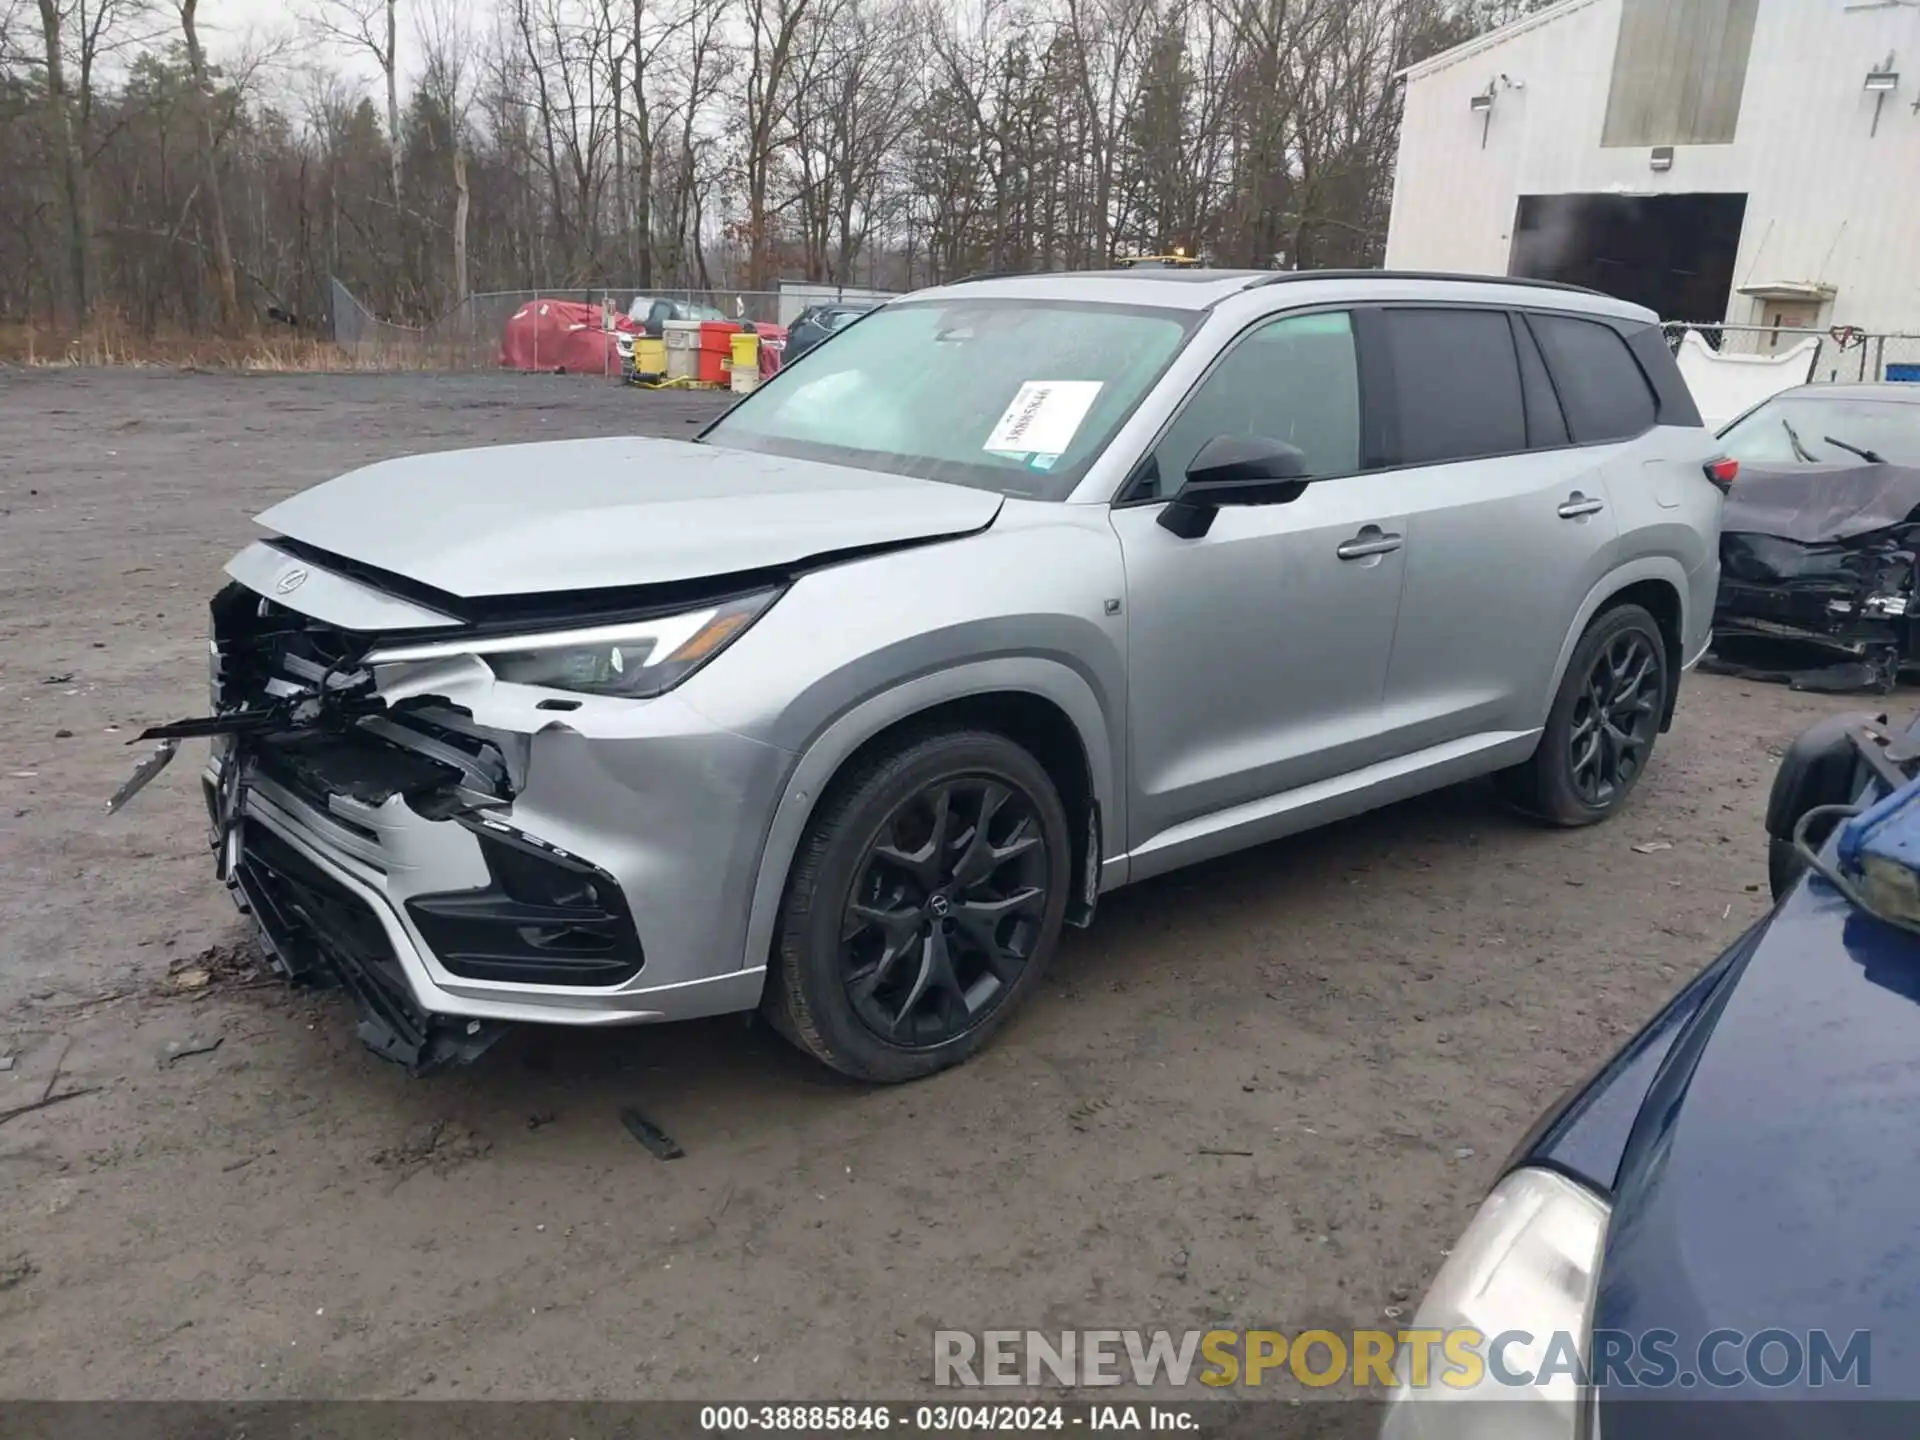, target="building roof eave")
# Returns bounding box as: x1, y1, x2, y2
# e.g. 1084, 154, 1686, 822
1398, 0, 1605, 84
